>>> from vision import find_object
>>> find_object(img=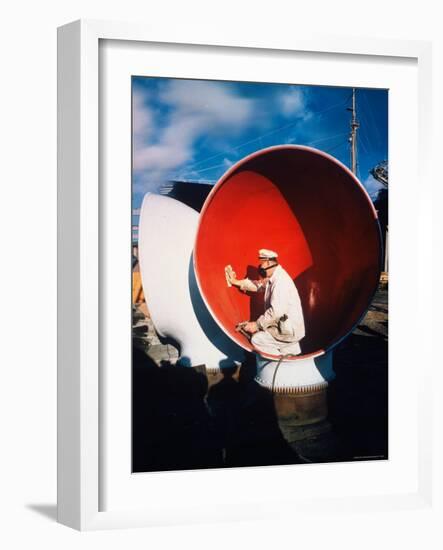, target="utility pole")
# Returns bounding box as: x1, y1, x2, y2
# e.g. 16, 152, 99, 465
347, 88, 359, 175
